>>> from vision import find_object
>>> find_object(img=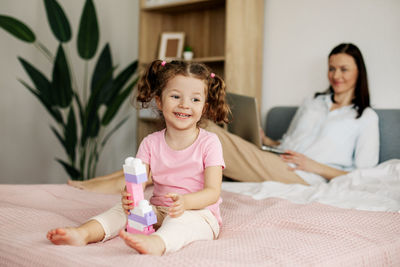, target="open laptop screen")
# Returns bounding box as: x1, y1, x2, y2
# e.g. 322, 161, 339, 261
226, 92, 262, 148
